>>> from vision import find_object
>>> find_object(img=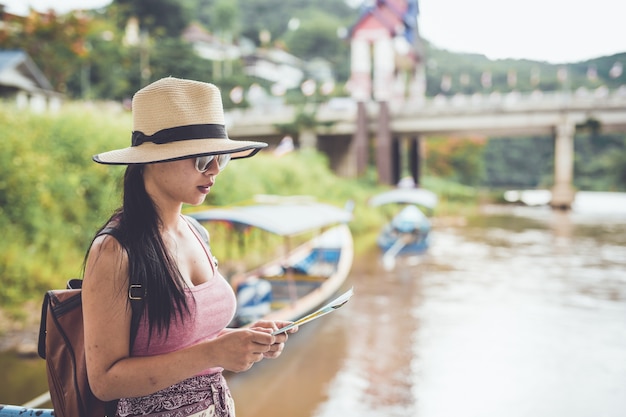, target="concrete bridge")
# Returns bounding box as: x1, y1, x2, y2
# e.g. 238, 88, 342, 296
226, 87, 626, 208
